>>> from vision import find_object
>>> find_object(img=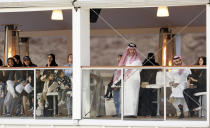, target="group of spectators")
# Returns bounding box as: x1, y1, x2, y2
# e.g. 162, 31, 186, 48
104, 43, 206, 119
0, 54, 73, 117
0, 44, 207, 119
